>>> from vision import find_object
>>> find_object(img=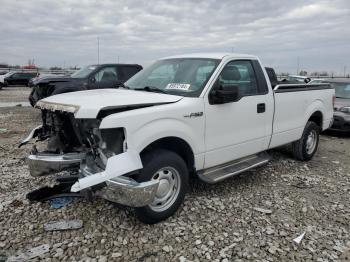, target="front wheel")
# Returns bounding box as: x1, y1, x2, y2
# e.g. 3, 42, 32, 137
135, 149, 189, 224
292, 121, 320, 161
